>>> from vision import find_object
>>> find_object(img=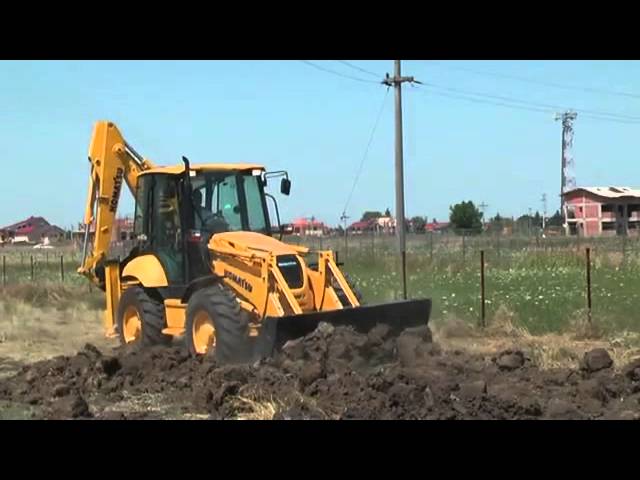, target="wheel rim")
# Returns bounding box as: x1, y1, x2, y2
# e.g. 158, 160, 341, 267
192, 310, 216, 355
122, 306, 142, 343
